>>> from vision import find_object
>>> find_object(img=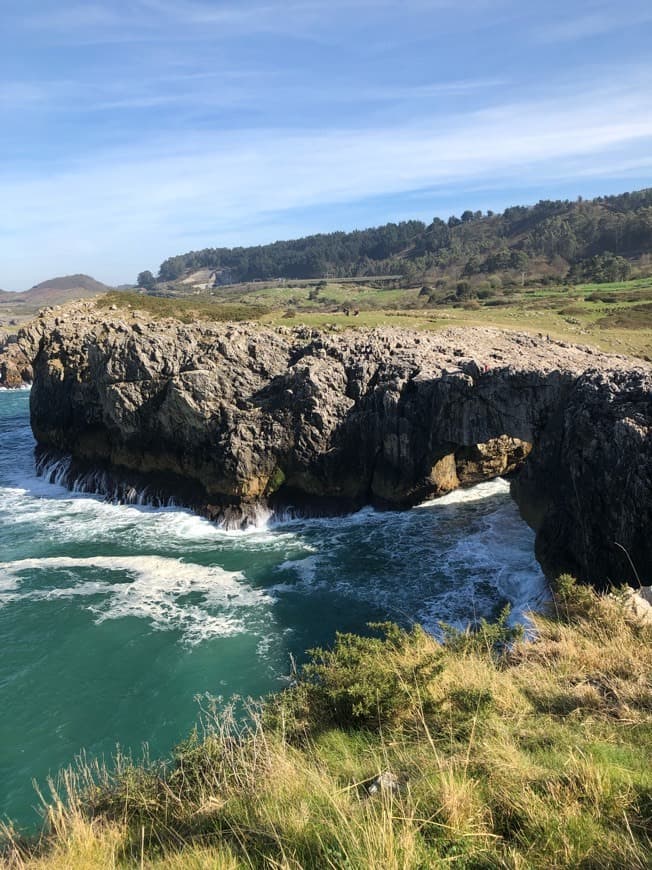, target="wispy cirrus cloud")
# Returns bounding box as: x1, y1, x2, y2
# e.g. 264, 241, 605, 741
2, 0, 652, 288
537, 1, 652, 42
139, 0, 495, 25
0, 82, 51, 108
2, 75, 651, 287
15, 0, 507, 44
19, 2, 126, 31
1, 70, 505, 119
